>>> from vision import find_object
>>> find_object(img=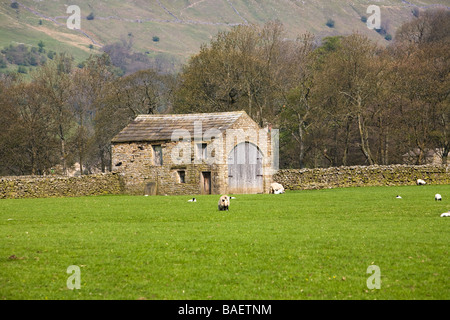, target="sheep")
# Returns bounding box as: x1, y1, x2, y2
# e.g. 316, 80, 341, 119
440, 211, 450, 217
270, 182, 285, 194
396, 195, 402, 199
187, 198, 197, 202
435, 194, 442, 201
416, 179, 426, 185
218, 195, 230, 211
